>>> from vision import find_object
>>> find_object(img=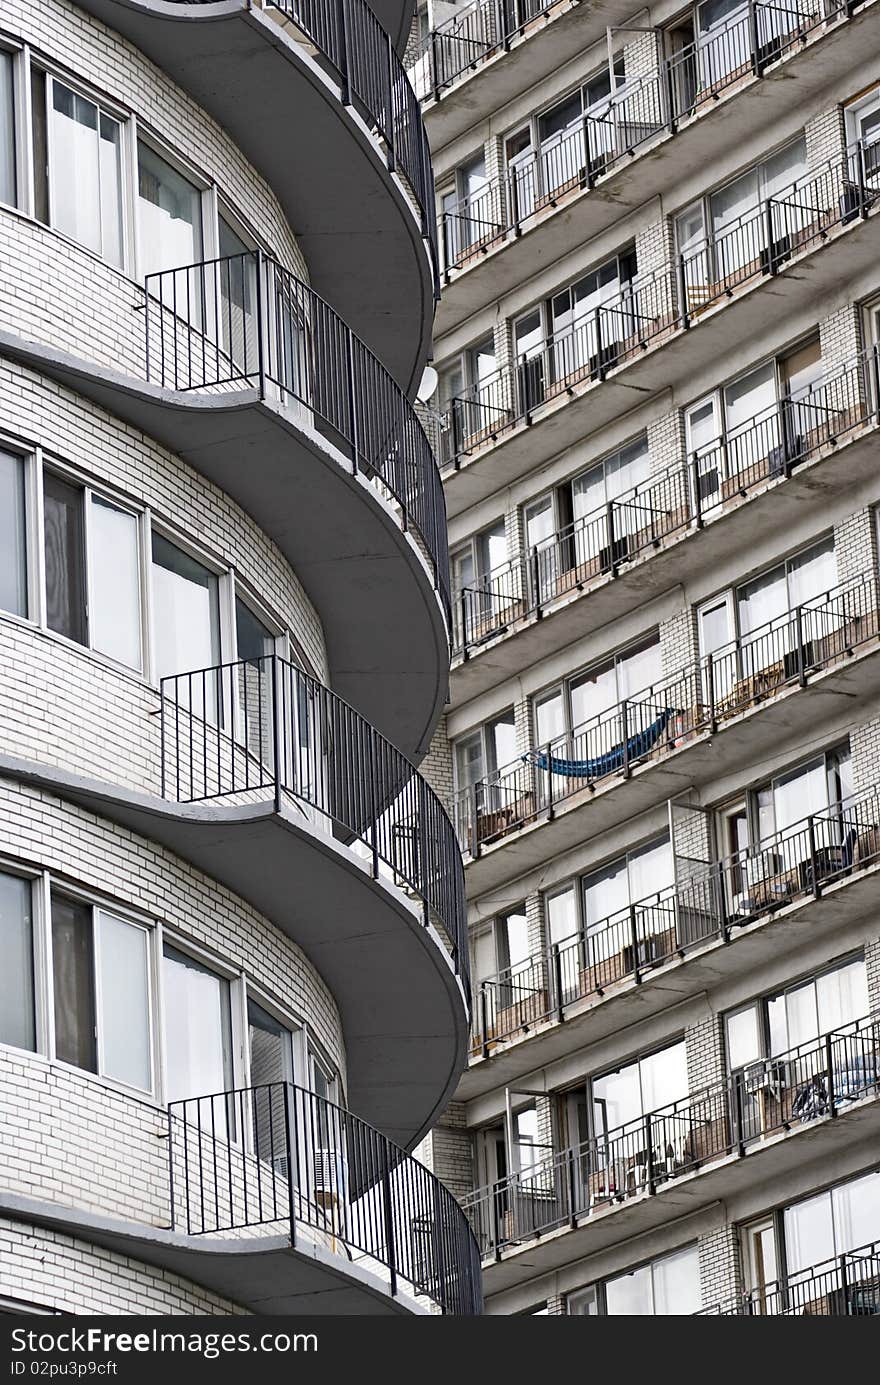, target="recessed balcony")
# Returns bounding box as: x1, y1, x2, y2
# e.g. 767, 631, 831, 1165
1, 1078, 483, 1315
433, 0, 876, 334
73, 0, 438, 393
465, 784, 880, 1088
450, 346, 879, 704
1, 653, 469, 1148
701, 1240, 880, 1315
0, 247, 450, 762
439, 145, 880, 518
456, 571, 880, 895
463, 1015, 880, 1289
